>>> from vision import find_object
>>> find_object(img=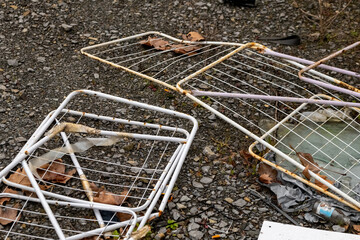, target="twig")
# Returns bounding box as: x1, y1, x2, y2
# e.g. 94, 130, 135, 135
249, 189, 299, 226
